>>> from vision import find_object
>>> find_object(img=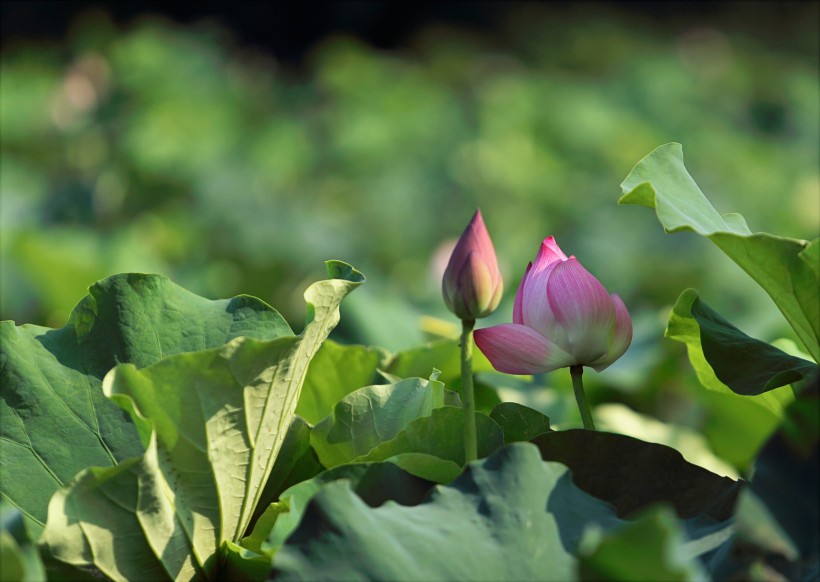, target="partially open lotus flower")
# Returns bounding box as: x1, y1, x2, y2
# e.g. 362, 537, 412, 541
442, 210, 503, 321
474, 237, 632, 374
